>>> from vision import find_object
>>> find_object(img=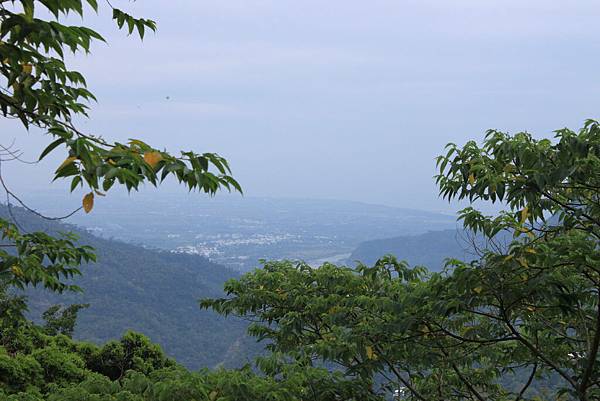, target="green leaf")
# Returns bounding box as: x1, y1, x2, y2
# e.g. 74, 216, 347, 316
70, 176, 82, 192
39, 138, 65, 161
